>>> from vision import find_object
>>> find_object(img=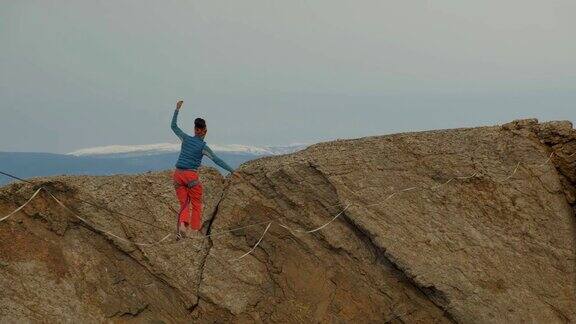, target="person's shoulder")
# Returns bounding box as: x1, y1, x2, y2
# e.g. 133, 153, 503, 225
181, 133, 195, 142
189, 136, 206, 145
